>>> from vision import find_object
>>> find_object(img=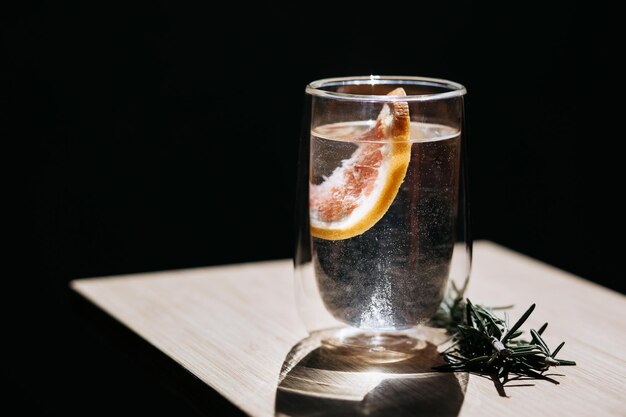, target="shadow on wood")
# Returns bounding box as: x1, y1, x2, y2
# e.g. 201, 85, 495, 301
275, 330, 467, 417
69, 290, 246, 416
